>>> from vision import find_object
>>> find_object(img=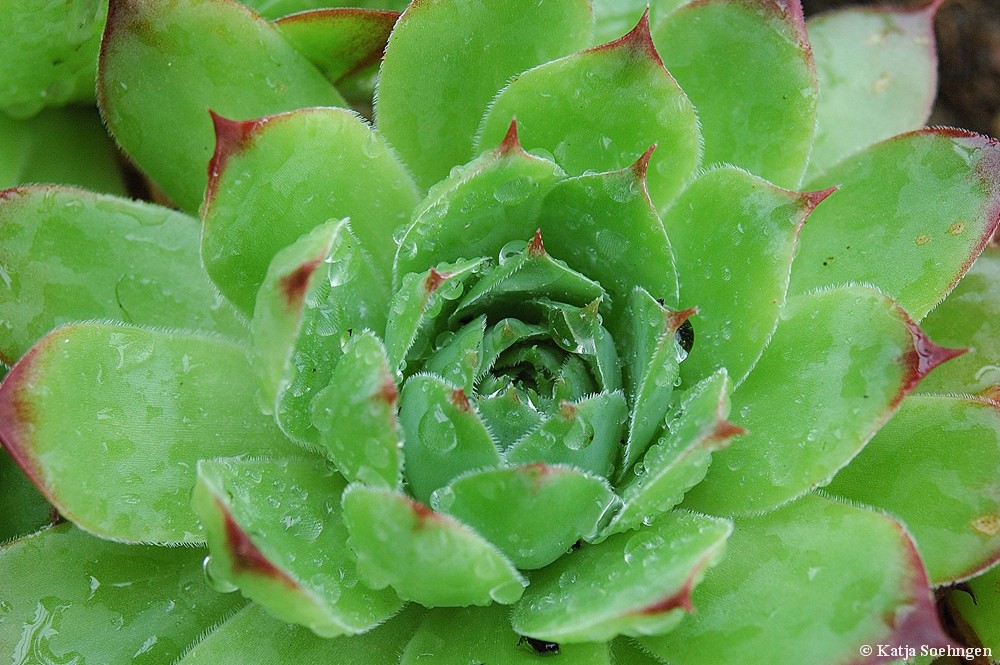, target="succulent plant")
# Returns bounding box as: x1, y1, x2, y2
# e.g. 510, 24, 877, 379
2, 0, 1000, 663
